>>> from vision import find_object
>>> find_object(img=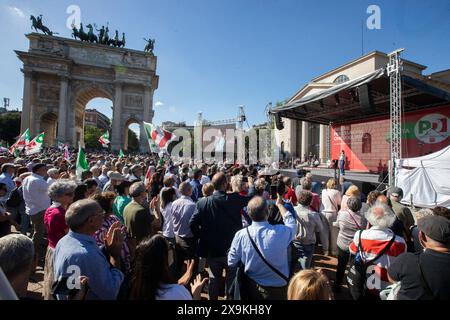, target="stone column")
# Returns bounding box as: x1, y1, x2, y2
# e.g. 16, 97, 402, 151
57, 76, 69, 143
20, 70, 32, 134
140, 84, 153, 153
319, 124, 328, 164
301, 121, 309, 161
111, 81, 123, 152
